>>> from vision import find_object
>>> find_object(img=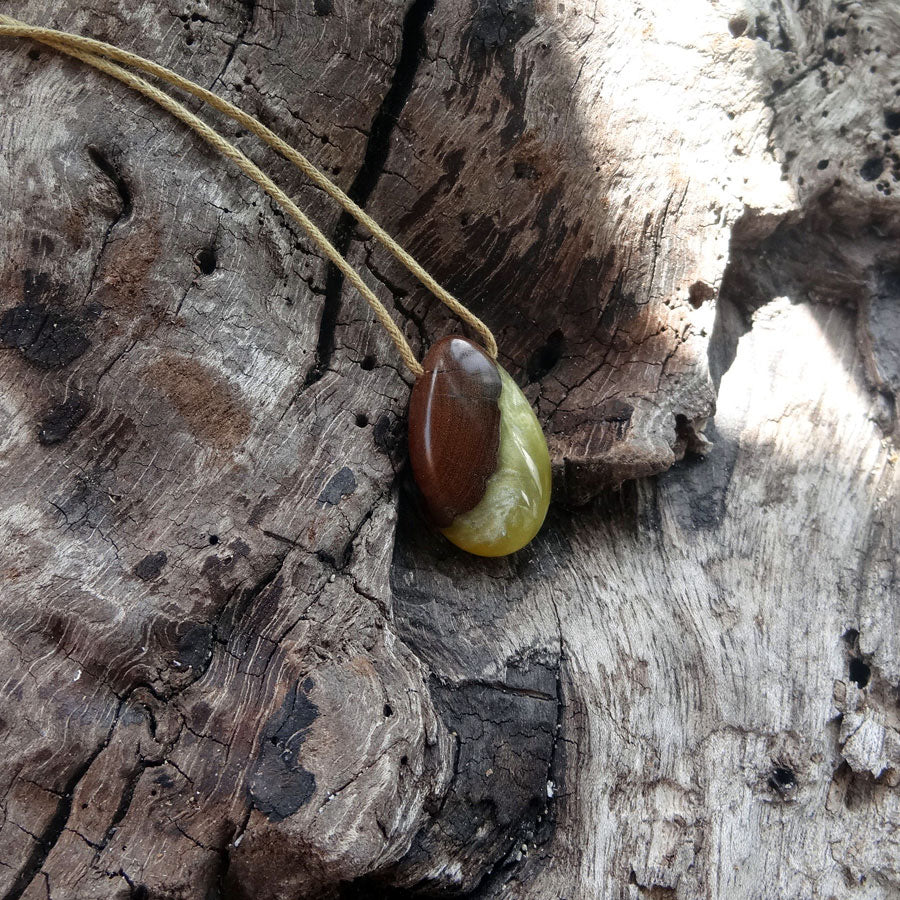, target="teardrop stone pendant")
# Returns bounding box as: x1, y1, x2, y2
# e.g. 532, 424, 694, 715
408, 336, 551, 557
